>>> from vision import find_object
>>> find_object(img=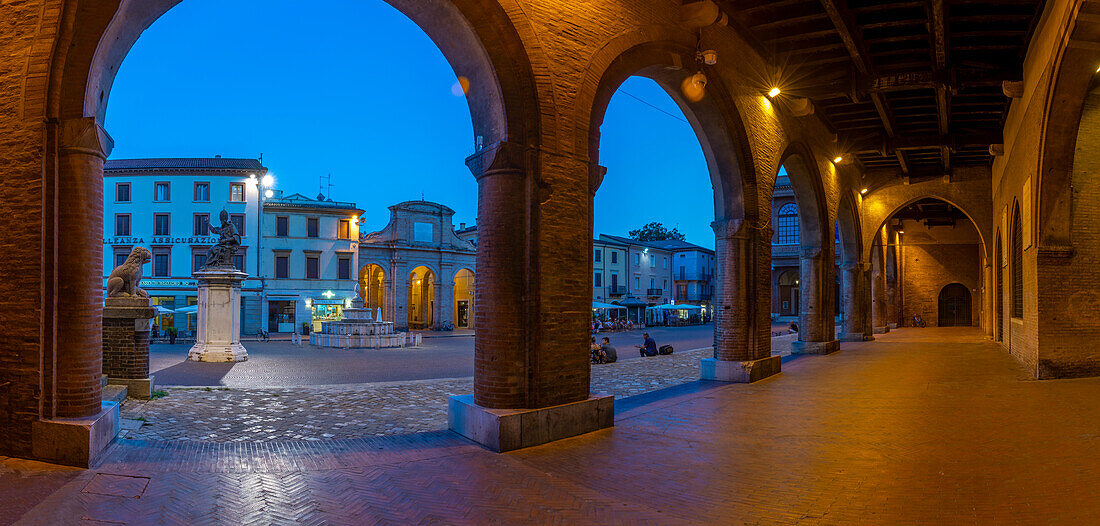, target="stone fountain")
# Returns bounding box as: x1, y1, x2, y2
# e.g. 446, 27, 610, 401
309, 291, 421, 348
